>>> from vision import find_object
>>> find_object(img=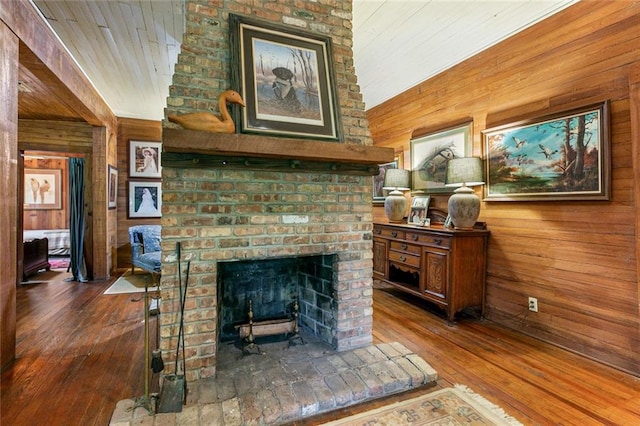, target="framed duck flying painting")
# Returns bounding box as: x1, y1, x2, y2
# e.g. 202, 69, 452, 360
483, 101, 610, 201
